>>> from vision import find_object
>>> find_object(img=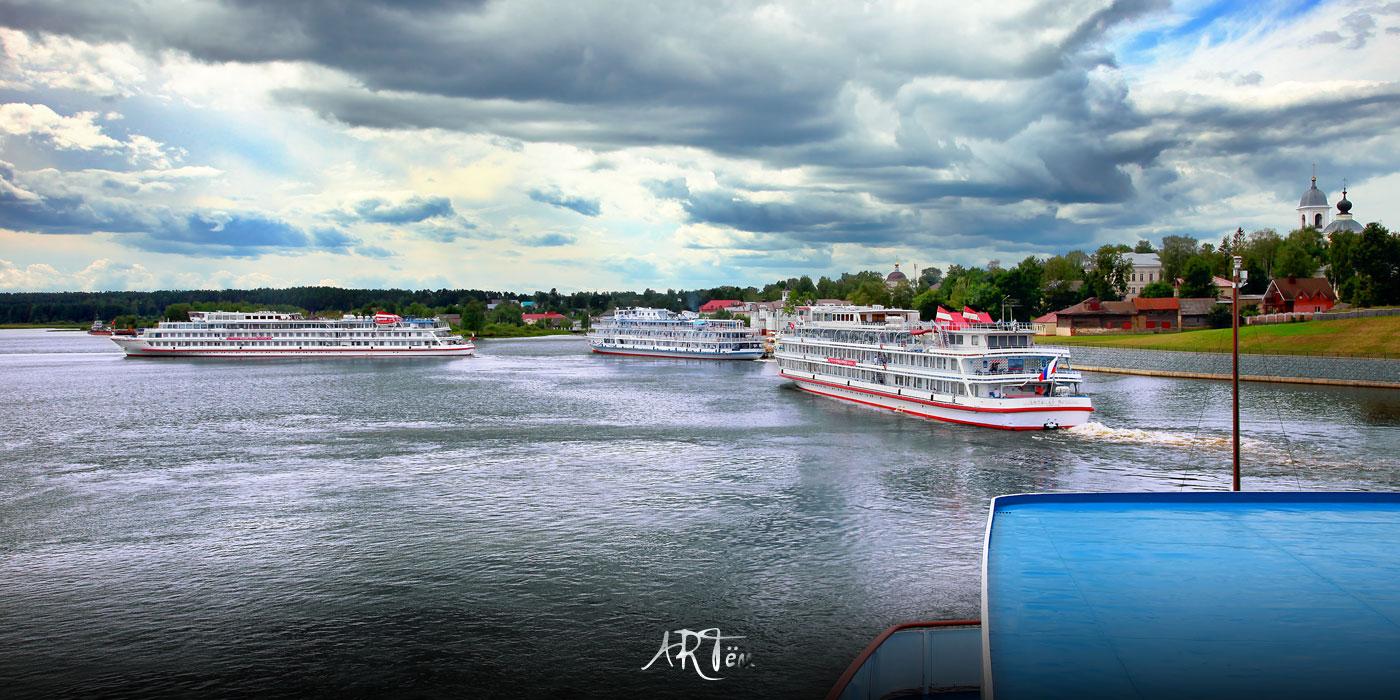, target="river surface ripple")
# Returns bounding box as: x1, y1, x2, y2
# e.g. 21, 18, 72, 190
2, 329, 1399, 698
